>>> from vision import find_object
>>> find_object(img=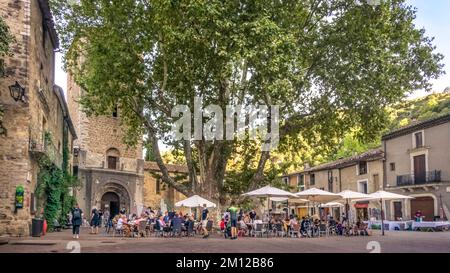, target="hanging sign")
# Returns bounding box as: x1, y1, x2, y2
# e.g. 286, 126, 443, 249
15, 185, 24, 209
